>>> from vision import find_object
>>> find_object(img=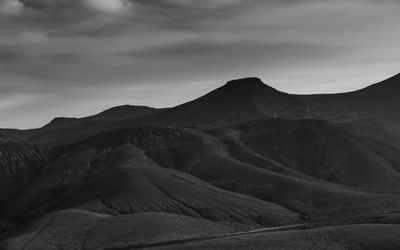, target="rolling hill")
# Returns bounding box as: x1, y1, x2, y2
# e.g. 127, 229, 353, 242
0, 105, 162, 141
2, 74, 400, 249
157, 224, 400, 250
303, 73, 400, 122
2, 210, 257, 250
0, 133, 299, 225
